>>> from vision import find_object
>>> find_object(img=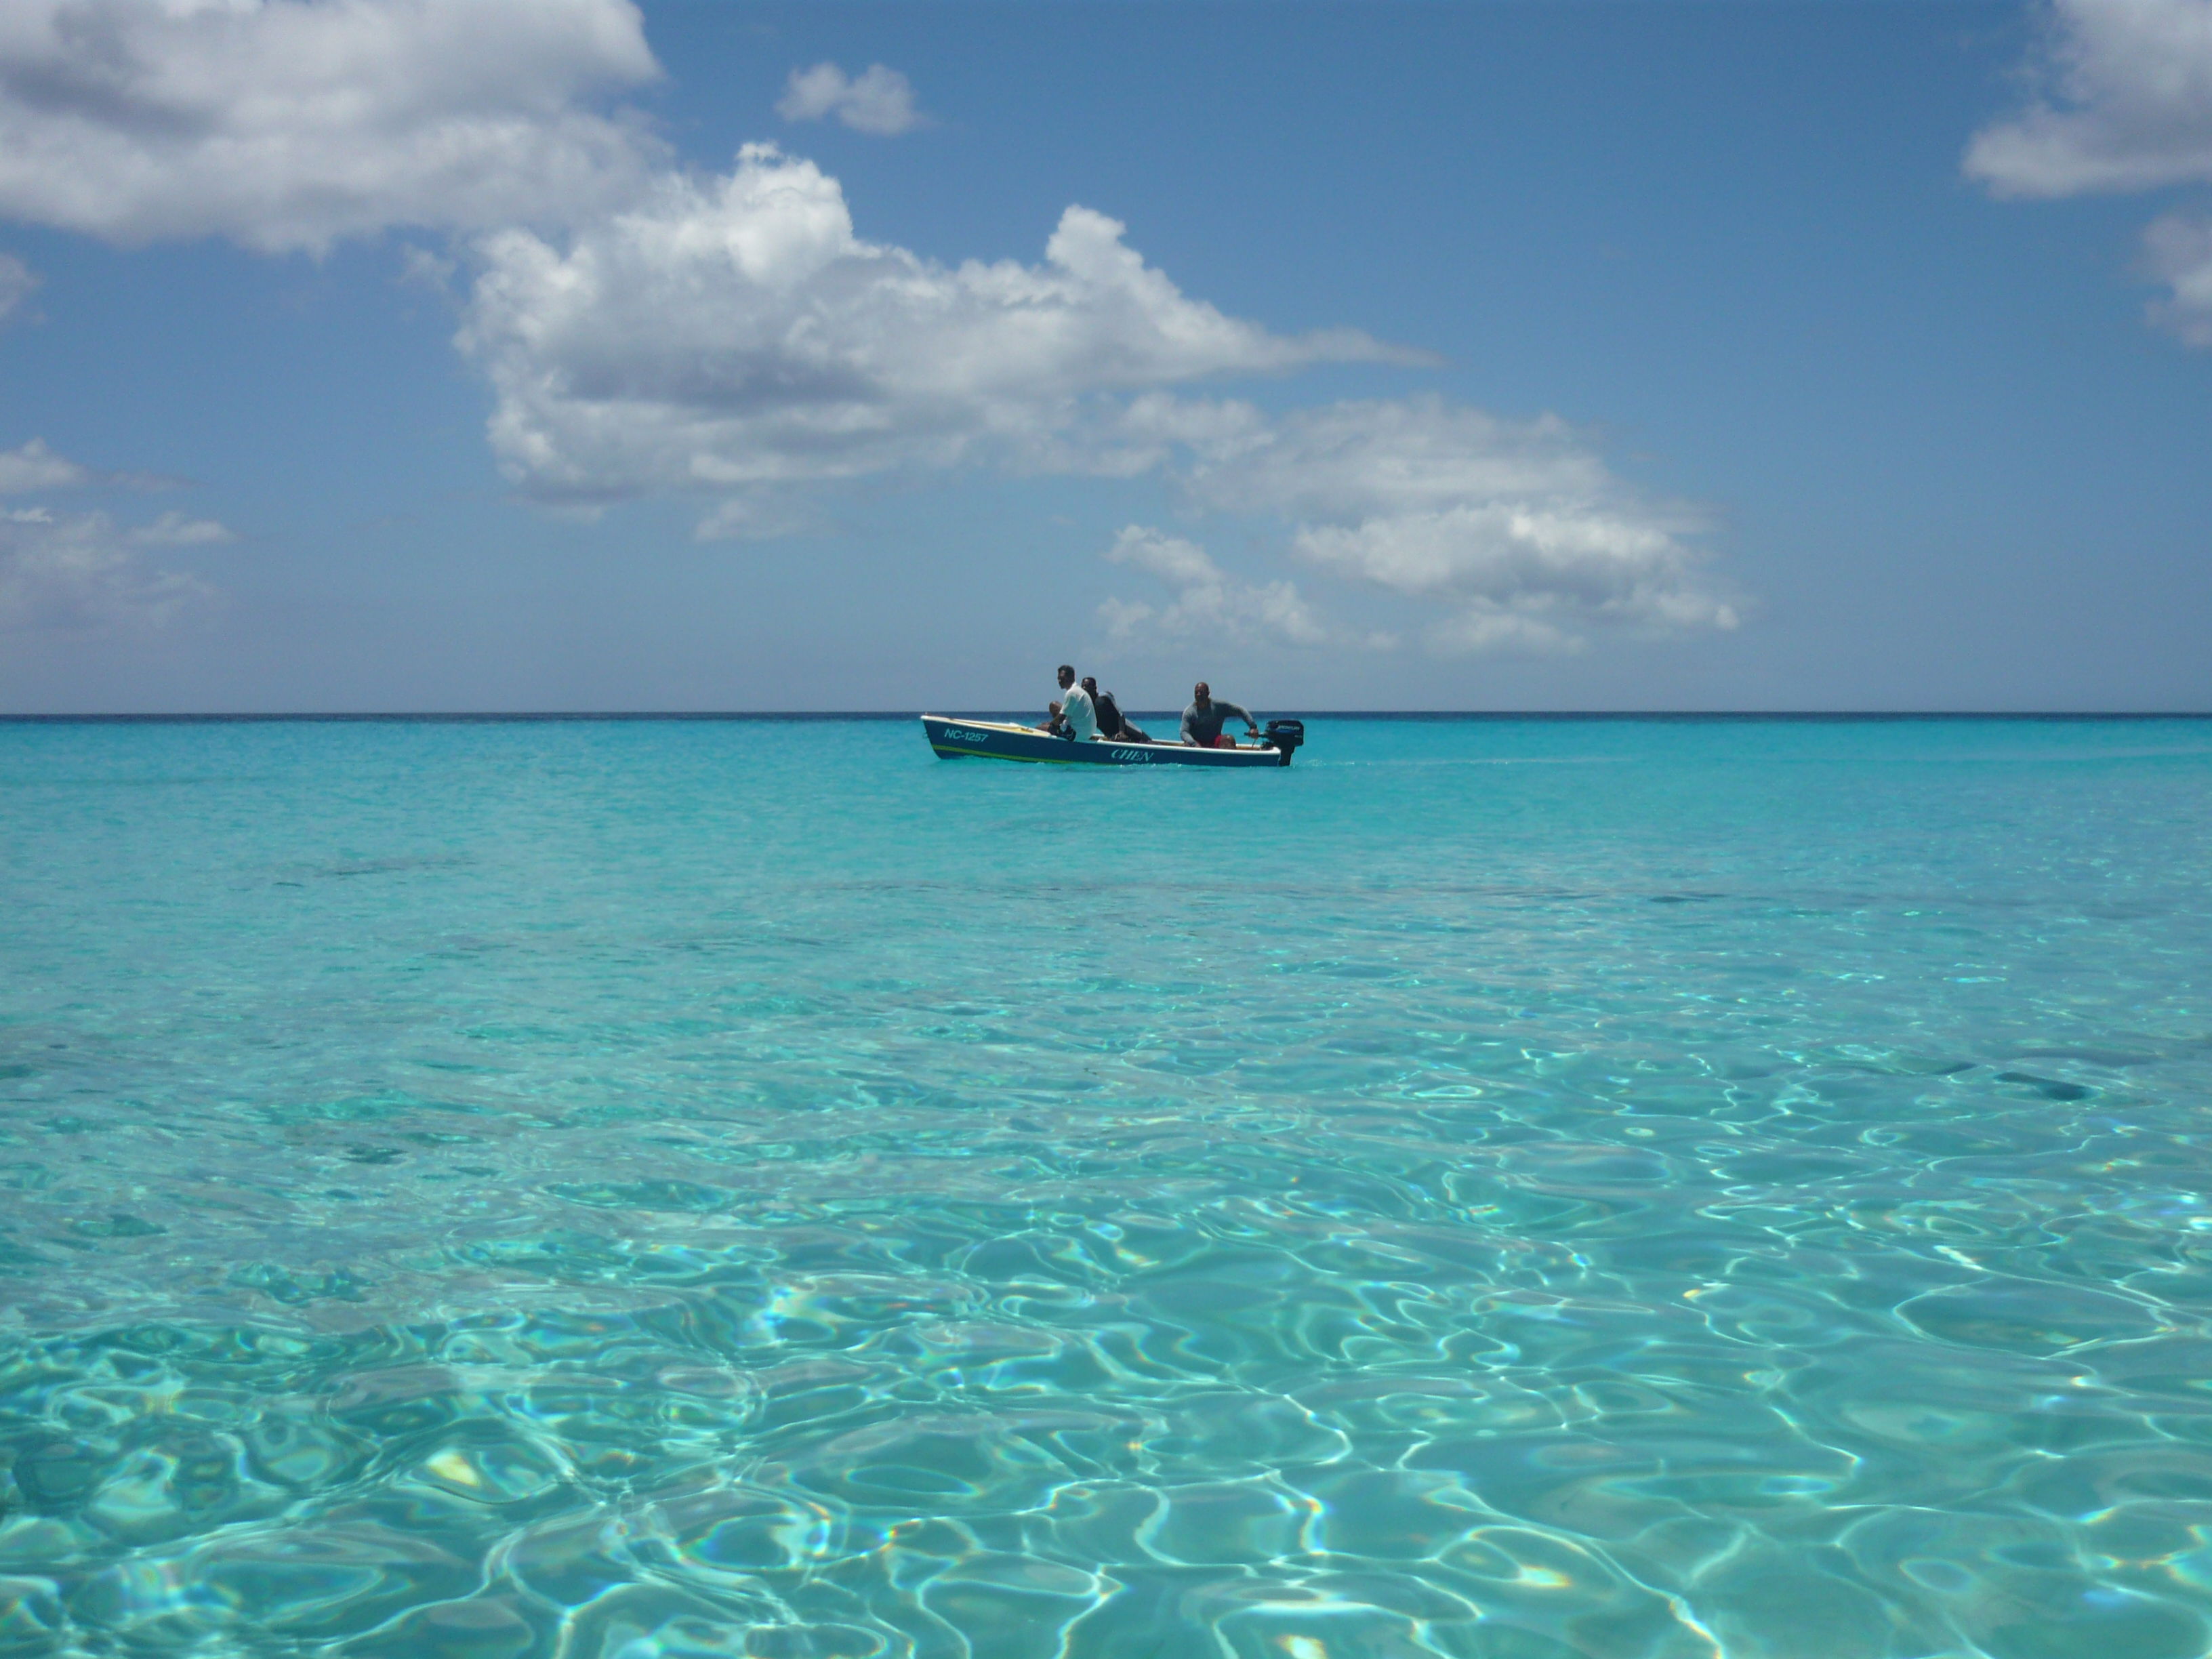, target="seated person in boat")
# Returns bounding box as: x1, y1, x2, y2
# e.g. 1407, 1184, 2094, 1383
1181, 682, 1260, 747
1082, 676, 1149, 743
1037, 663, 1097, 741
